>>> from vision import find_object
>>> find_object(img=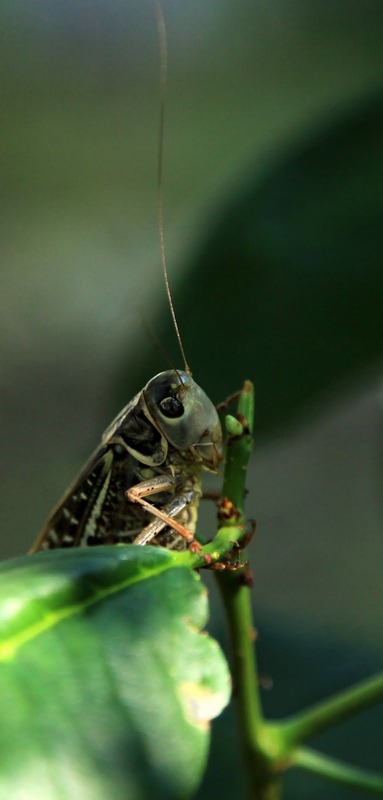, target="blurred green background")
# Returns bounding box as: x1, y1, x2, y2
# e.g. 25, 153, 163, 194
2, 1, 383, 797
